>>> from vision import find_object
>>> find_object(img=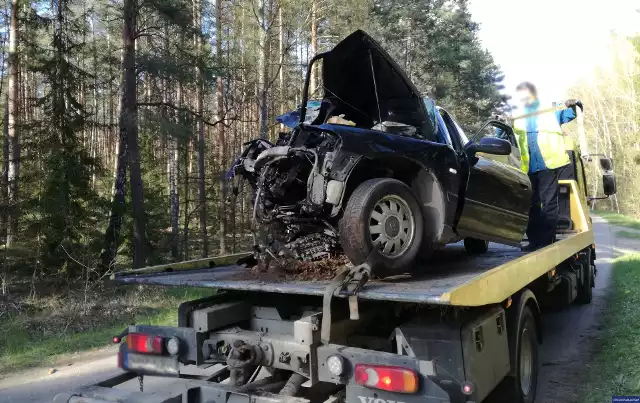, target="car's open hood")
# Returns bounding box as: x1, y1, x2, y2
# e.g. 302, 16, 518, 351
320, 30, 429, 131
